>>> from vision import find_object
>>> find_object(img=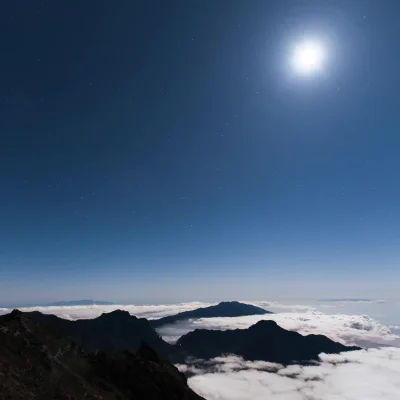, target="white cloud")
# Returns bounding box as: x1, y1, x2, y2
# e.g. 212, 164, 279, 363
2, 301, 398, 349
0, 302, 214, 320
320, 299, 387, 304
187, 348, 400, 400
158, 310, 400, 347
177, 355, 283, 376
244, 300, 314, 312
0, 299, 305, 320
390, 325, 400, 330
0, 299, 316, 323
